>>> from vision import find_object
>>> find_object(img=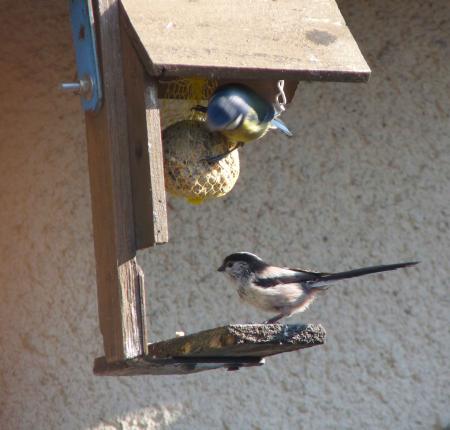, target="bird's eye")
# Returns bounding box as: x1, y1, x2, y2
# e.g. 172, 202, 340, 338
226, 262, 233, 268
